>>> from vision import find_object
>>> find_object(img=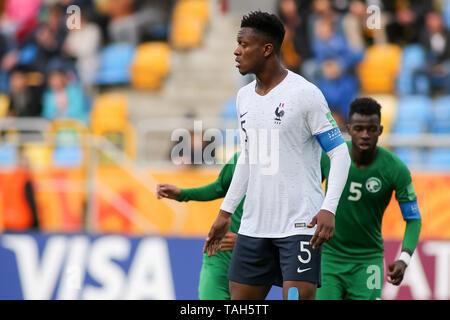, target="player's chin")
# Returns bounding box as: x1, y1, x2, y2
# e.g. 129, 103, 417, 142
236, 64, 249, 75
357, 143, 374, 153
237, 68, 248, 75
